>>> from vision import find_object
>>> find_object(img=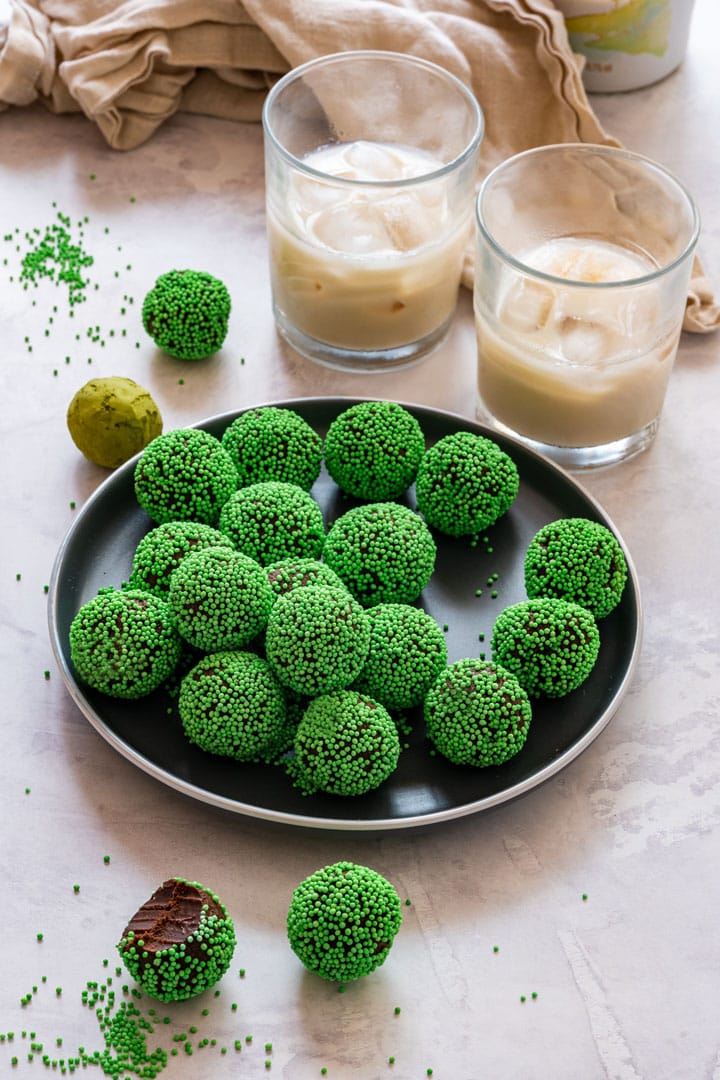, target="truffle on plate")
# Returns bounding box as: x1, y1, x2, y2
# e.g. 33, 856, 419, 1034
353, 603, 448, 710
142, 269, 231, 360
134, 428, 238, 526
291, 690, 401, 796
179, 650, 289, 762
287, 862, 402, 982
168, 546, 273, 651
323, 400, 425, 501
415, 430, 519, 536
491, 597, 601, 698
265, 585, 370, 696
129, 520, 234, 598
66, 376, 163, 469
218, 481, 325, 566
424, 658, 532, 767
265, 557, 347, 600
69, 588, 181, 699
323, 502, 436, 607
221, 406, 322, 491
118, 878, 235, 1002
524, 516, 628, 619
